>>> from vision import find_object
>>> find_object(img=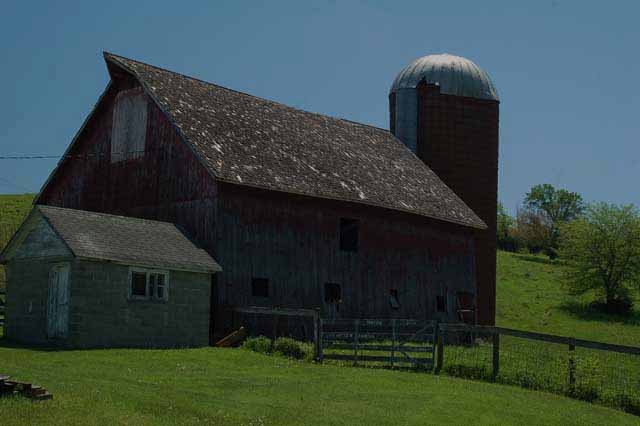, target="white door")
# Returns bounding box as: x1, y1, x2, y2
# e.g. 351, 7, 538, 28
47, 263, 70, 339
